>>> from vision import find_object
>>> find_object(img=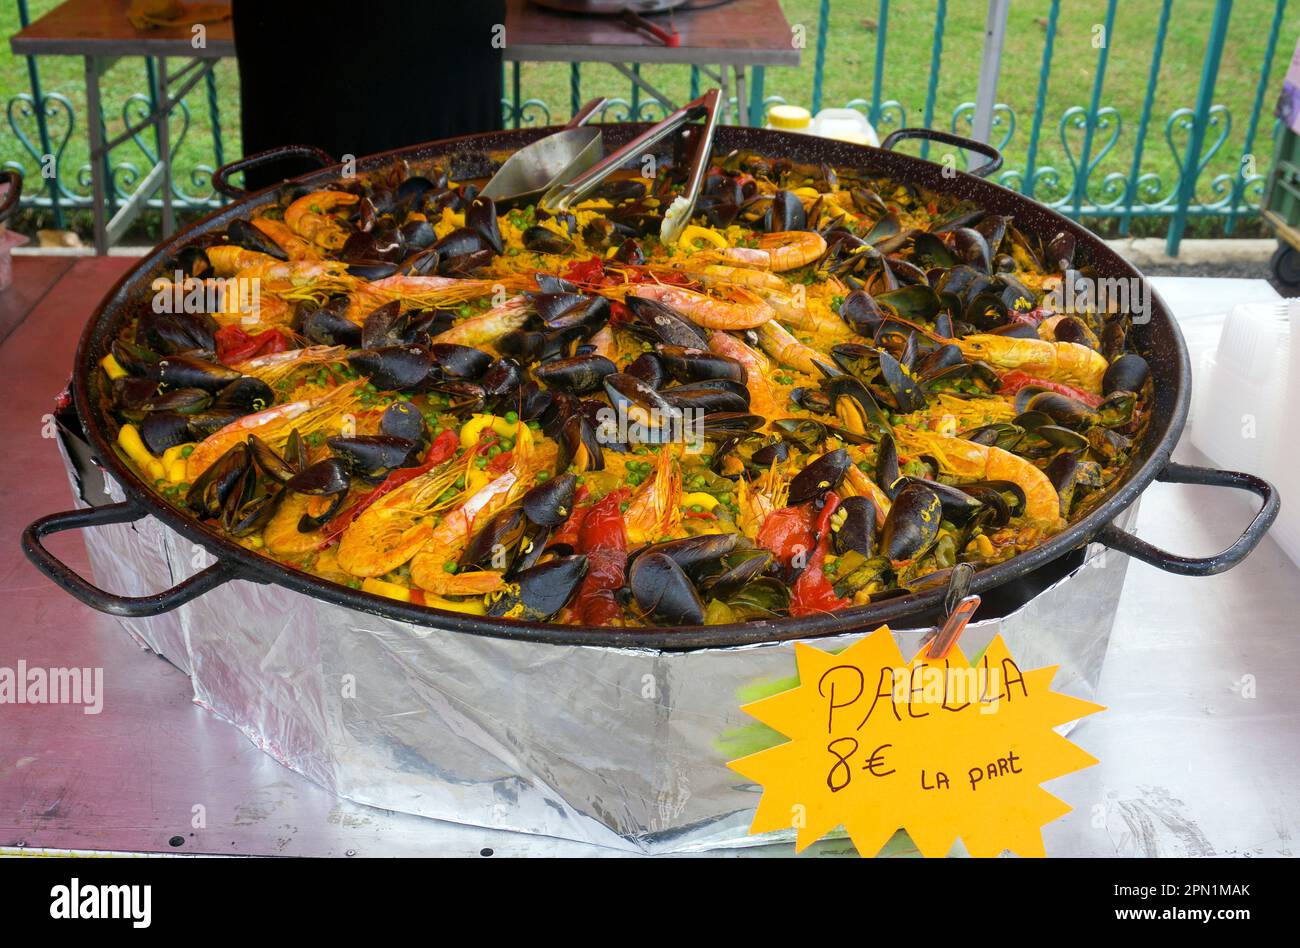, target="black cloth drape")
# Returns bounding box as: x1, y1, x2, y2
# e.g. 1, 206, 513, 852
232, 0, 505, 188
